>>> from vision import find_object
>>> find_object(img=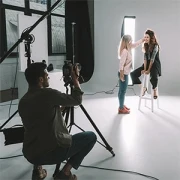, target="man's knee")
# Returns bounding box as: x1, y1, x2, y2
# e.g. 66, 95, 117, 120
86, 131, 97, 143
